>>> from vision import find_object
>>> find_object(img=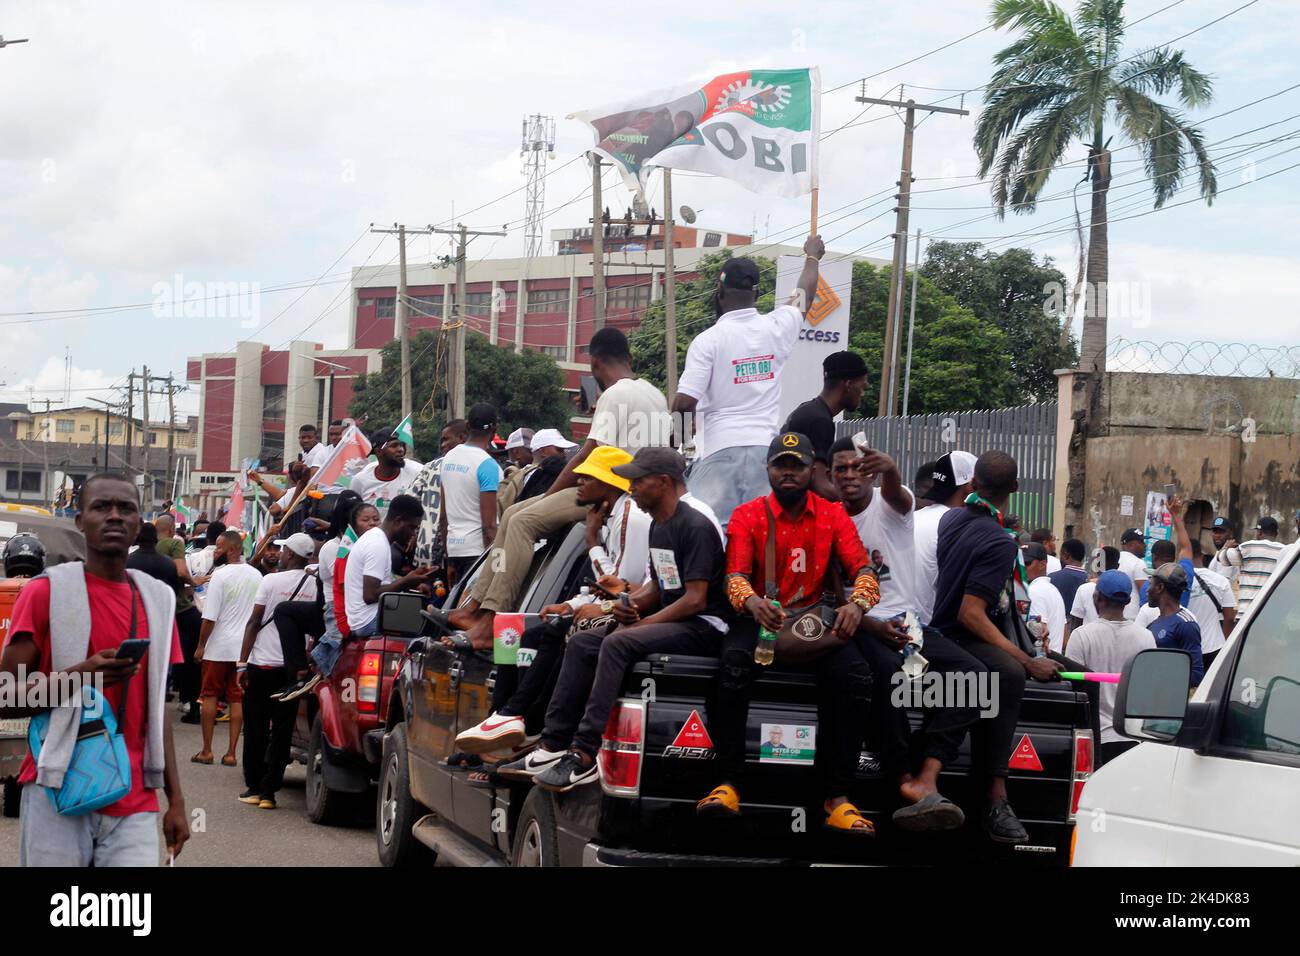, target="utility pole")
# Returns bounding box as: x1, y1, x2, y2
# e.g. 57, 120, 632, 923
141, 365, 151, 508
125, 370, 135, 473
663, 169, 678, 400
590, 153, 606, 330
165, 373, 176, 505
431, 223, 507, 420
90, 397, 113, 469
856, 85, 968, 416
39, 399, 51, 509
371, 224, 440, 422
